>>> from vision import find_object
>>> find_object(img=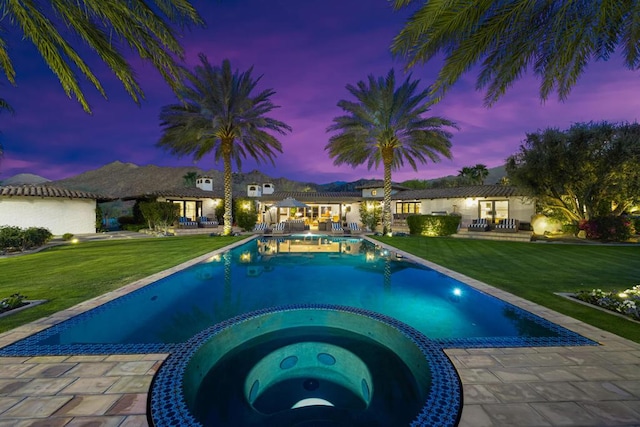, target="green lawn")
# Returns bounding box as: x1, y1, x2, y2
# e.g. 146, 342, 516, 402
2, 234, 639, 344
0, 235, 245, 333
373, 236, 640, 343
